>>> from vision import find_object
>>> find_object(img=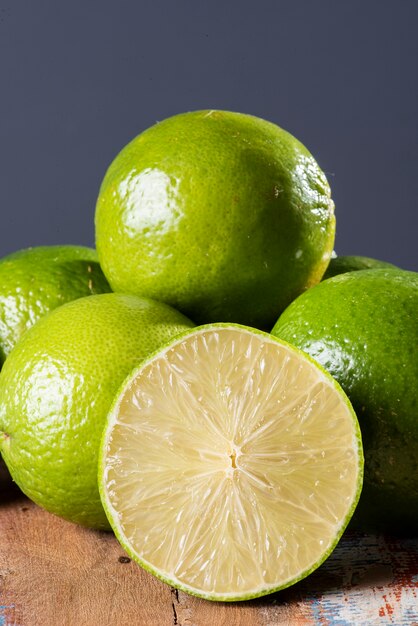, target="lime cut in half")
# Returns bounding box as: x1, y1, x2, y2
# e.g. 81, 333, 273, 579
99, 325, 363, 601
